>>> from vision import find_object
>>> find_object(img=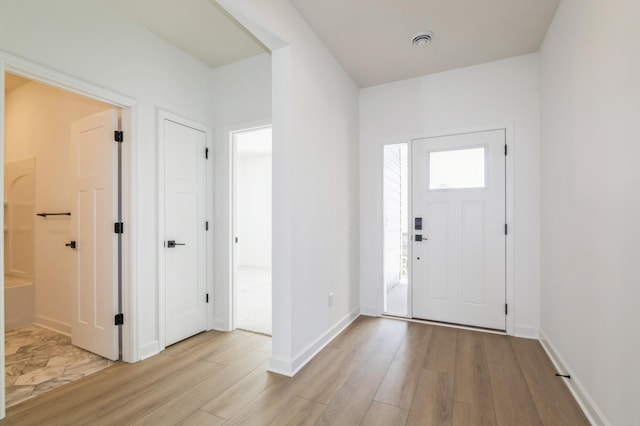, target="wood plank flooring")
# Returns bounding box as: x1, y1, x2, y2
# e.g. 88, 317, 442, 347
1, 317, 589, 425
